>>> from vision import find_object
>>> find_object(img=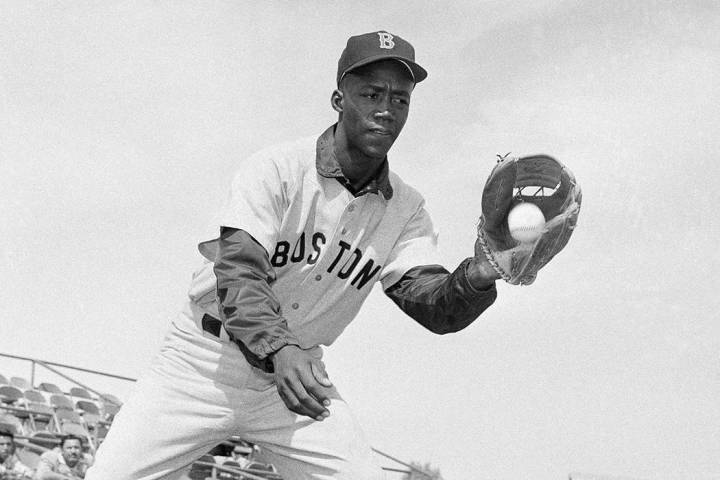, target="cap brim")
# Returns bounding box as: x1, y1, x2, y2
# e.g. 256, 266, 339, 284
338, 54, 427, 84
